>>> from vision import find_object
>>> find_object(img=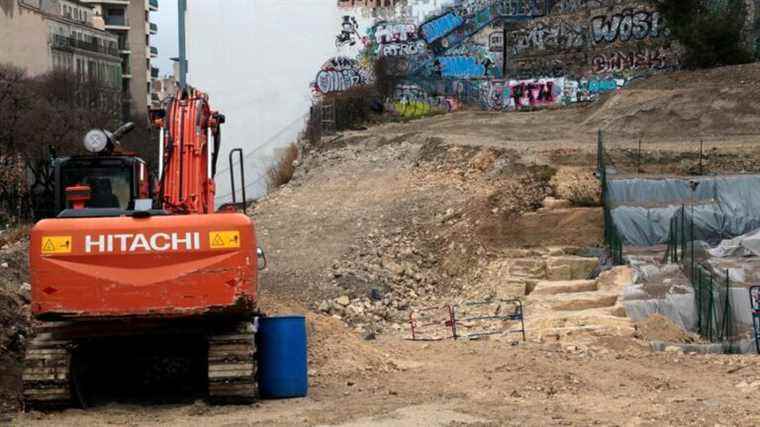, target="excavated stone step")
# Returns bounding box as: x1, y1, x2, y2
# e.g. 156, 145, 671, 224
525, 308, 634, 340
538, 291, 619, 311
530, 323, 636, 341
529, 280, 598, 296
529, 306, 630, 322
508, 258, 546, 279
545, 256, 598, 281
